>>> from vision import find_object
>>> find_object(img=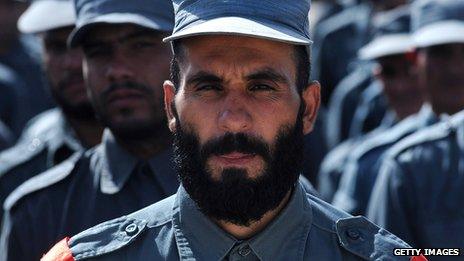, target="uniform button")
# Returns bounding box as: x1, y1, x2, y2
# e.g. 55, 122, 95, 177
28, 138, 41, 151
238, 245, 251, 257
346, 229, 360, 240
125, 223, 139, 236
